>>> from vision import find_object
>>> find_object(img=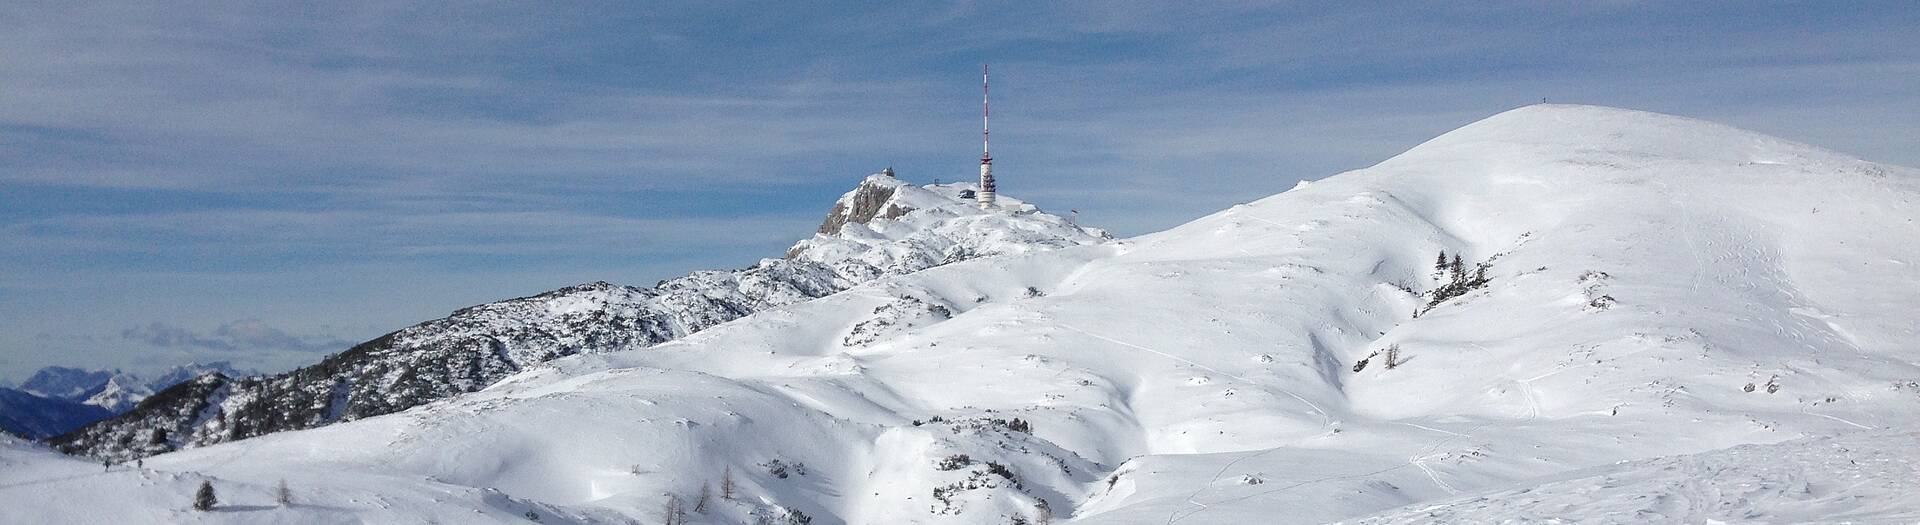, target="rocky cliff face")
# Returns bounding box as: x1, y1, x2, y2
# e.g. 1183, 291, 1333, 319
50, 172, 1106, 461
